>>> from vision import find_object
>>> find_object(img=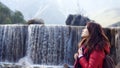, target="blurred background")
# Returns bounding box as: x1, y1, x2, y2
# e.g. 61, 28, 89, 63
0, 0, 120, 27
0, 0, 120, 67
